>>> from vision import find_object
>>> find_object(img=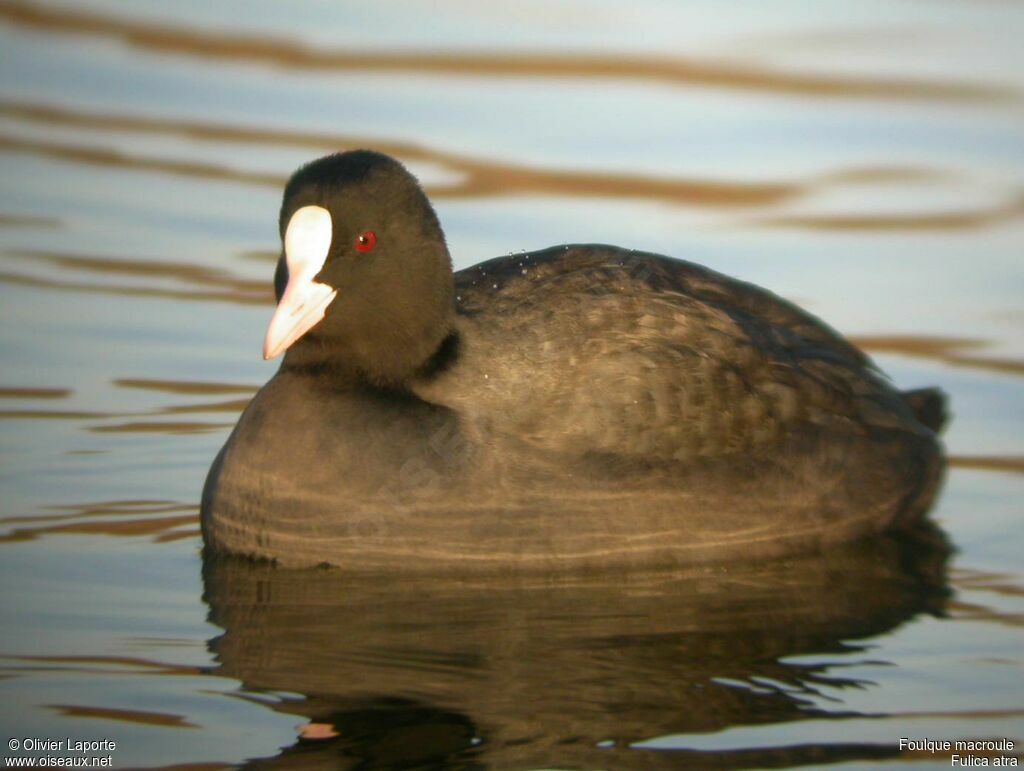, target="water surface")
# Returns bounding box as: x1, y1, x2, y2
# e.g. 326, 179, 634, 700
1, 1, 1022, 768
